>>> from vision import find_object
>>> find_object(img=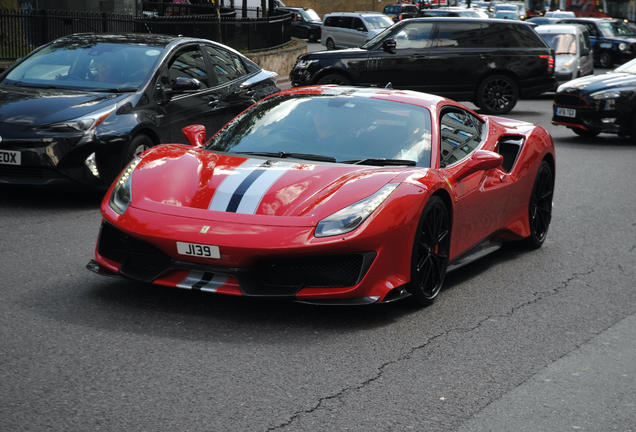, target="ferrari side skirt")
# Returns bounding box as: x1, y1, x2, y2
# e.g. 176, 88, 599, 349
447, 237, 503, 273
